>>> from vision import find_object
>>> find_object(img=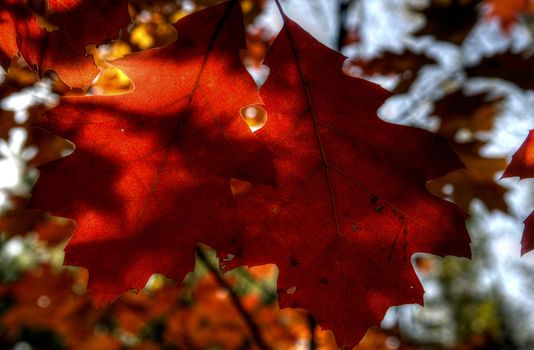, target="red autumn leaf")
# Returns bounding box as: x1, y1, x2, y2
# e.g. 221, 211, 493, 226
502, 130, 534, 254
0, 209, 74, 244
0, 0, 129, 88
426, 91, 509, 212
410, 0, 482, 45
466, 51, 534, 91
427, 142, 509, 212
29, 2, 274, 306
347, 49, 436, 94
0, 4, 19, 68
0, 267, 103, 348
232, 9, 470, 348
27, 0, 472, 345
503, 130, 534, 180
432, 91, 502, 137
486, 0, 534, 30
521, 214, 534, 256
